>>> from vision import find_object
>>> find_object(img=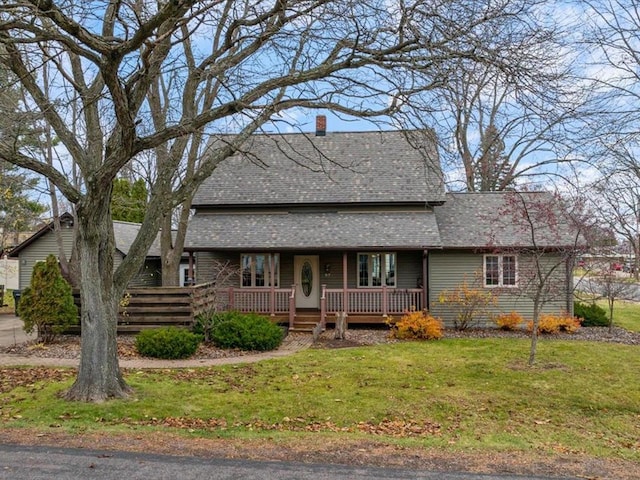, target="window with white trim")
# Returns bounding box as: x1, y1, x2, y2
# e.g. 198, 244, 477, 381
484, 254, 517, 287
241, 254, 279, 288
358, 253, 396, 287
